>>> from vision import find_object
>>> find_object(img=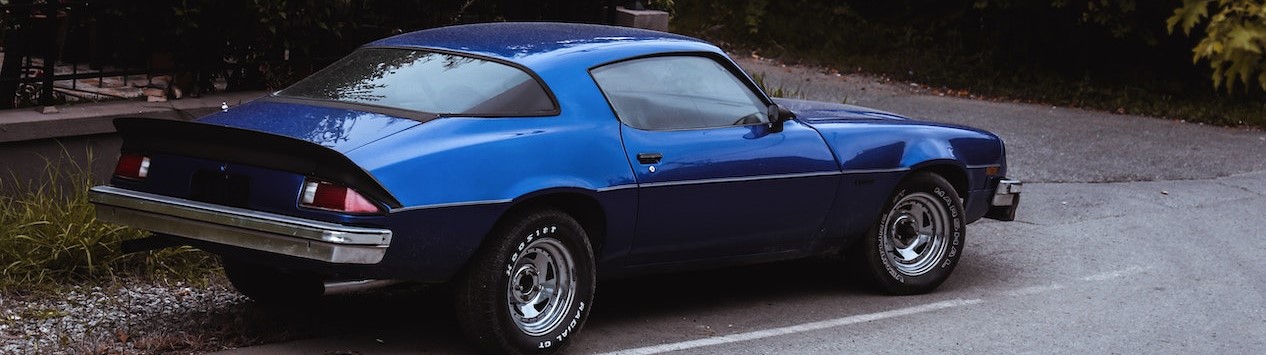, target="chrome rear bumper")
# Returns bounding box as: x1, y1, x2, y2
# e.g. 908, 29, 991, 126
89, 185, 392, 264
